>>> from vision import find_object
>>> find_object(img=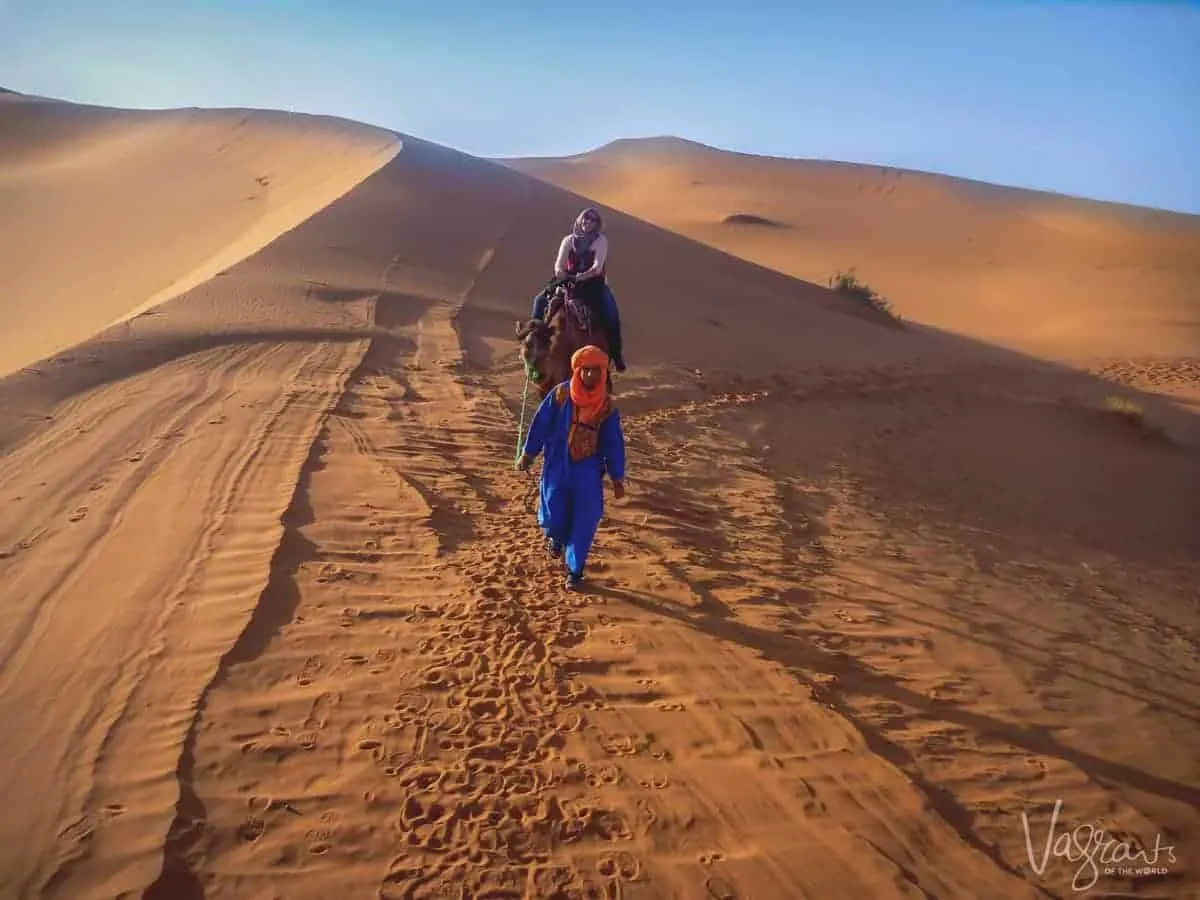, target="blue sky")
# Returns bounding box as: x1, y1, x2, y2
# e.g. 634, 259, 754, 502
2, 0, 1197, 214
